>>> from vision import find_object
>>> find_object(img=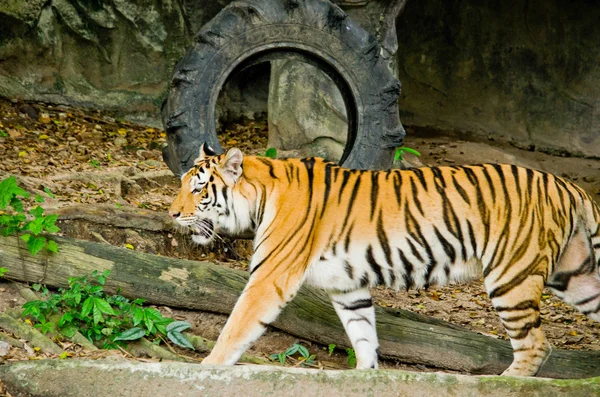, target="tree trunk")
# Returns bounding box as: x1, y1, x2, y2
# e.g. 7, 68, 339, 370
1, 234, 599, 379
